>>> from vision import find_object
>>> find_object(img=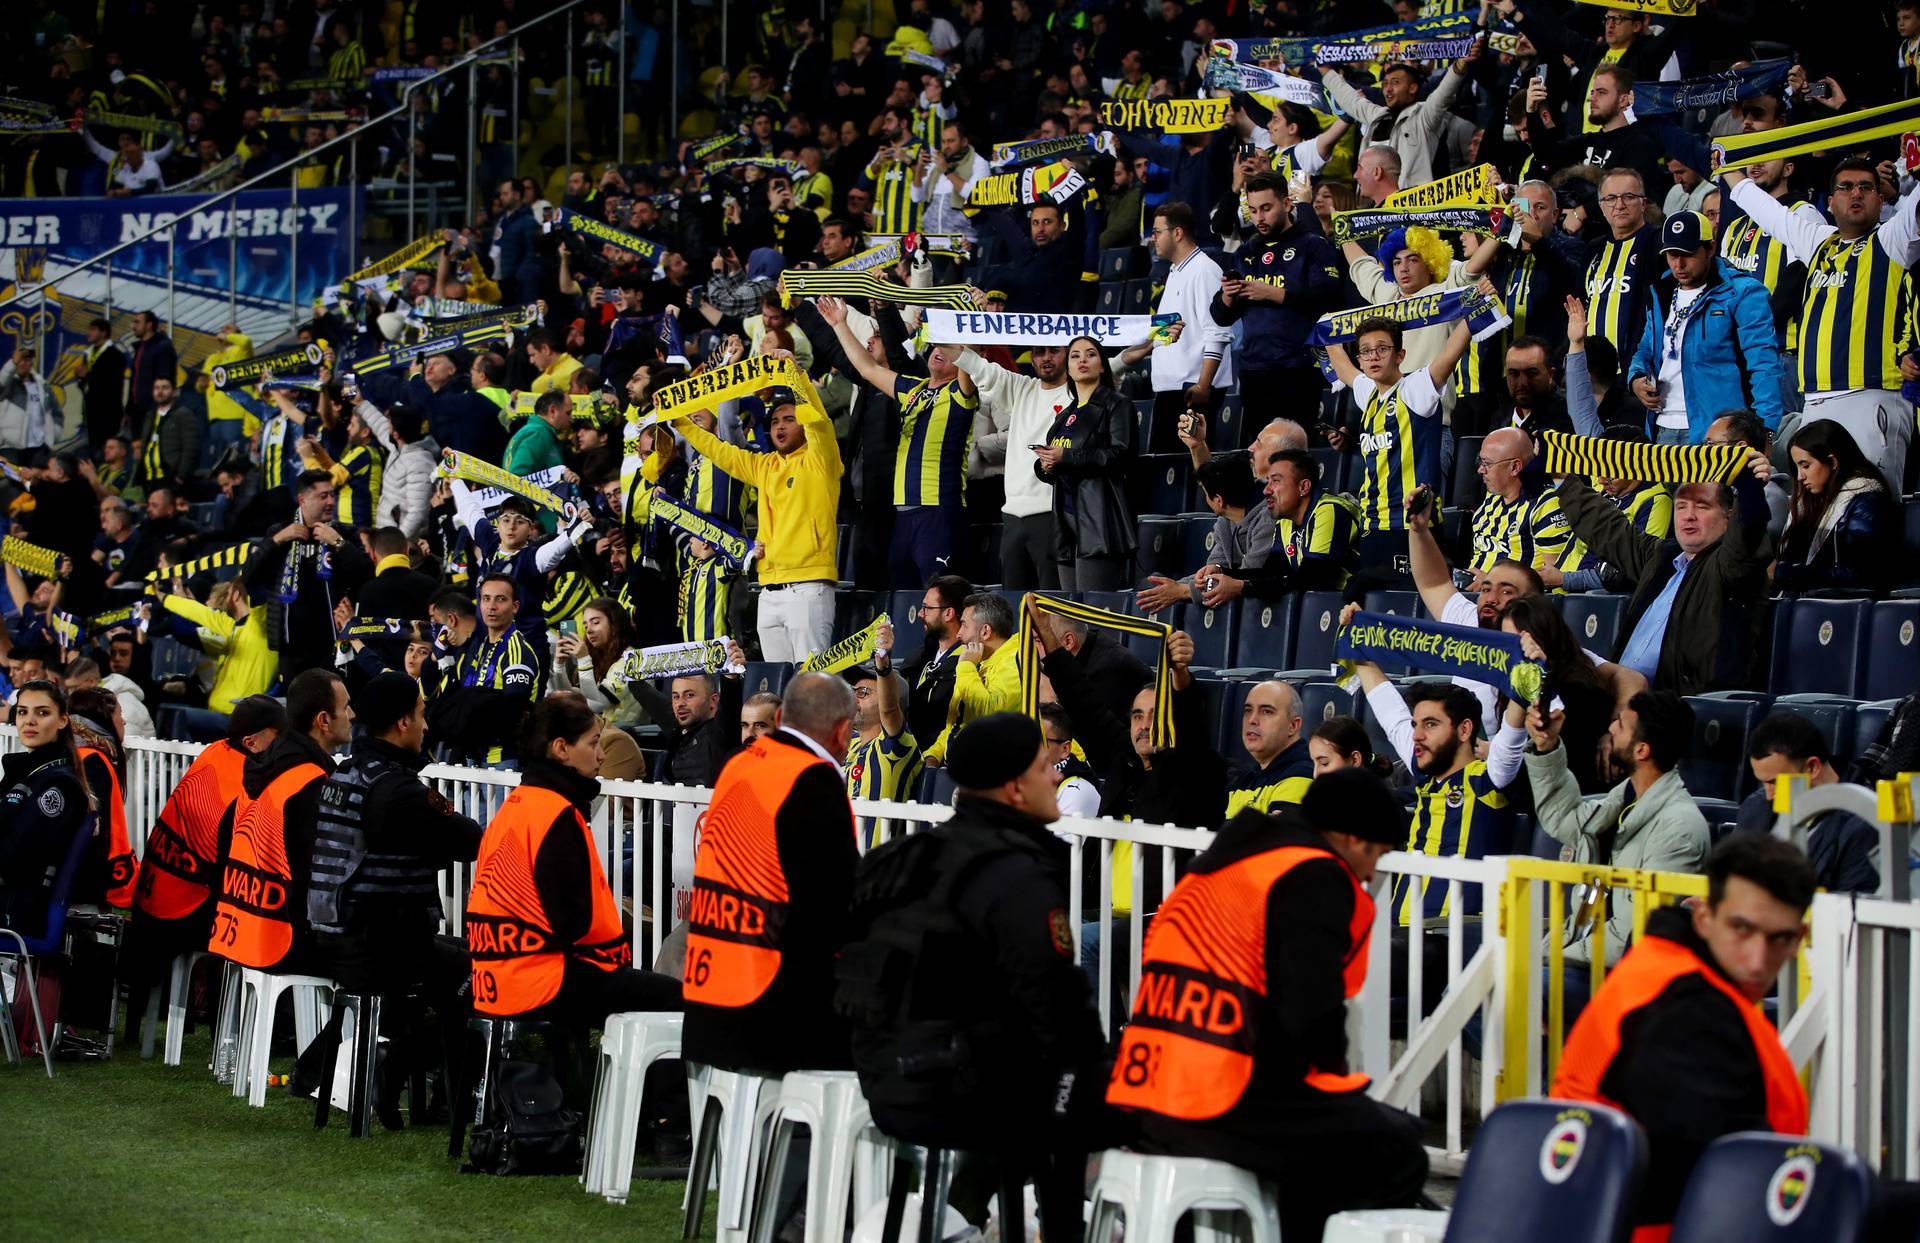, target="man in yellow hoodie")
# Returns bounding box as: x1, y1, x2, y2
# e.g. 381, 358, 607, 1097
203, 325, 254, 471
665, 363, 842, 661
161, 579, 279, 741
925, 591, 1021, 765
